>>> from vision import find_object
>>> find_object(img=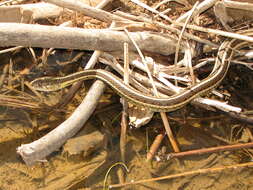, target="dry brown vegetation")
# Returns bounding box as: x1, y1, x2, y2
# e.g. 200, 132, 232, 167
1, 0, 253, 189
